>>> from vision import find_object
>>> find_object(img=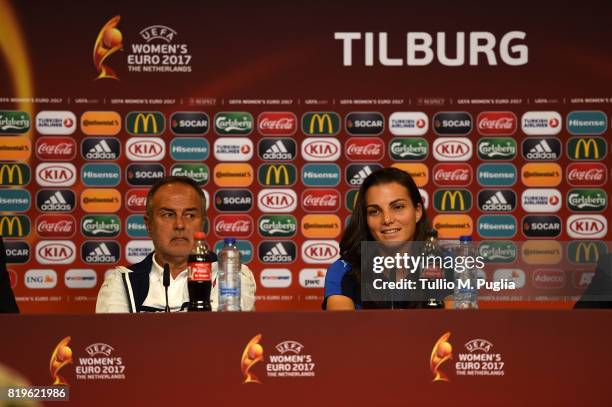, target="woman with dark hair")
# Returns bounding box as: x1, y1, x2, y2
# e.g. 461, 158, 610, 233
323, 167, 447, 310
